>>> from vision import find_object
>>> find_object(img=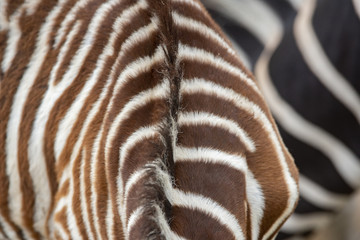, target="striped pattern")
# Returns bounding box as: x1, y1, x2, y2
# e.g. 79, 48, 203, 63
0, 0, 298, 239
202, 0, 360, 239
